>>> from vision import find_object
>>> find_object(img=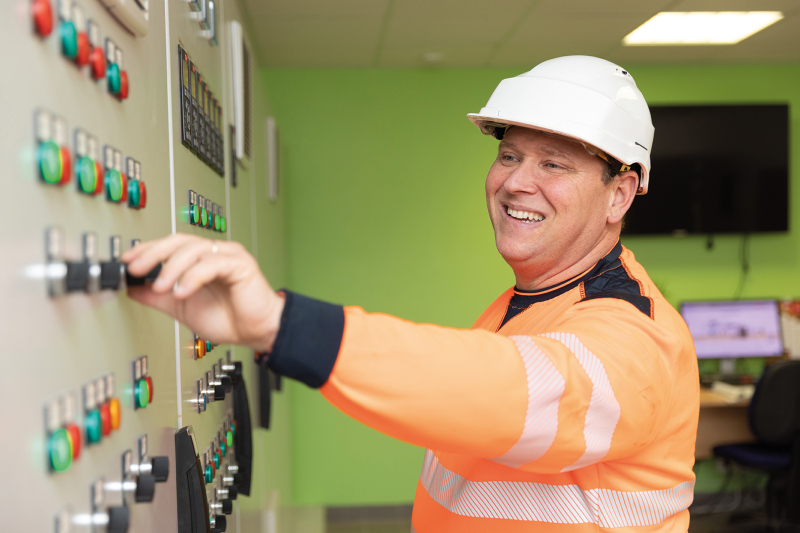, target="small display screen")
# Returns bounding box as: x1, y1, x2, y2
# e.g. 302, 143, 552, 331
681, 300, 783, 359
